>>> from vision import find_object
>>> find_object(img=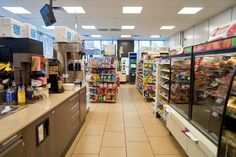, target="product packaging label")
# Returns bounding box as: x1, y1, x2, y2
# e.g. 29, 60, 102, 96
18, 92, 26, 103
13, 25, 21, 36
